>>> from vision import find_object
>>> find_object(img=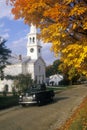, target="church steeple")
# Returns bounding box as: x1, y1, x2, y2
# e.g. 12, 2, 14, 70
27, 24, 42, 60
30, 23, 37, 34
